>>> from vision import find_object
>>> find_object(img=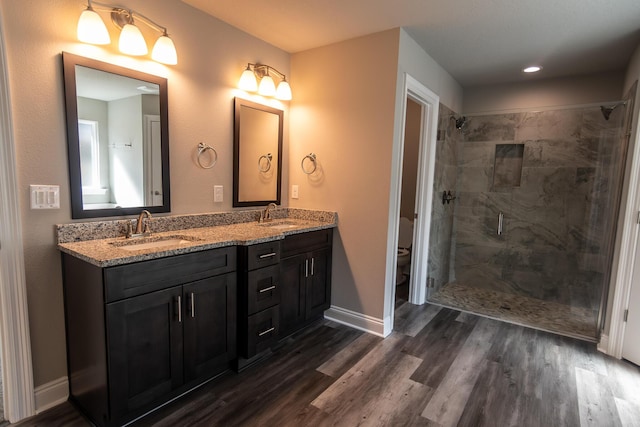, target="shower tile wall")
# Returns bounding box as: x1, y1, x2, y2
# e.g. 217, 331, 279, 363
453, 108, 625, 313
427, 104, 461, 293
